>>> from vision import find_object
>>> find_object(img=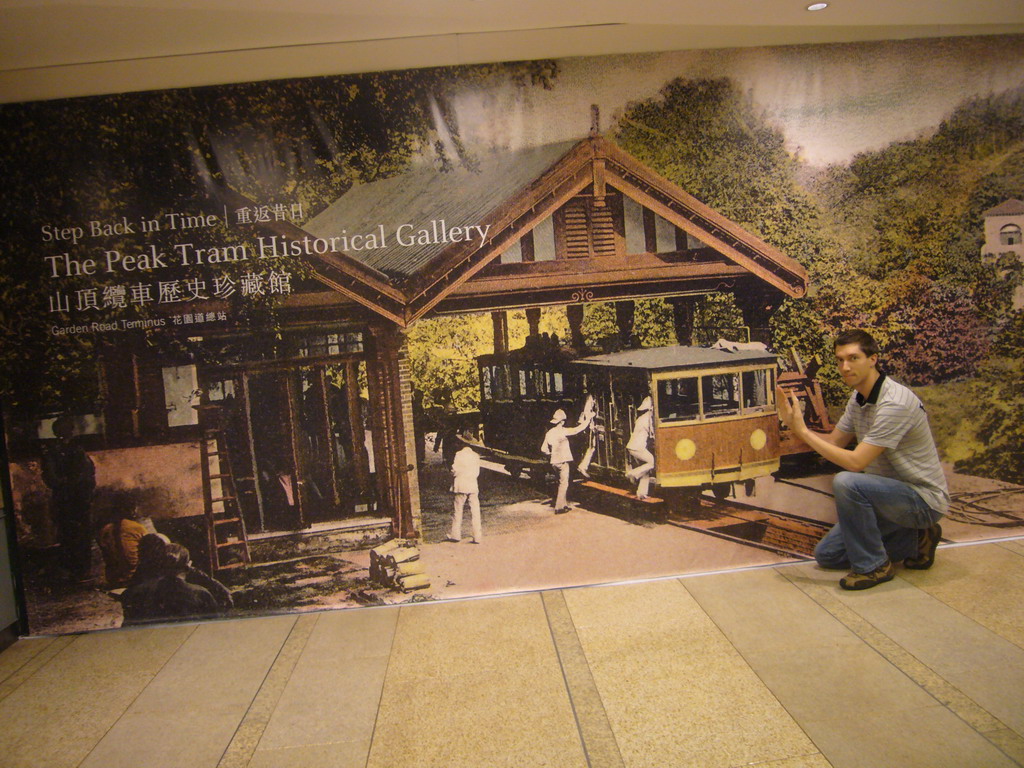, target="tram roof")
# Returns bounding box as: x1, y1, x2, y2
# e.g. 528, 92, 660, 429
572, 345, 776, 372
